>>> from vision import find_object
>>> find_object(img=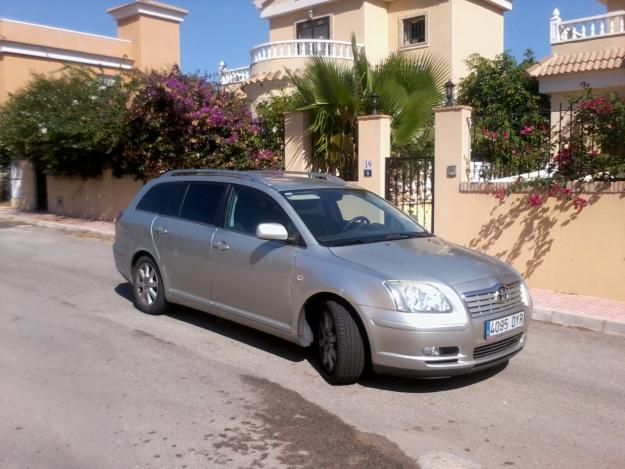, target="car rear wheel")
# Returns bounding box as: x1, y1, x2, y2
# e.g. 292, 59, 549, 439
132, 256, 168, 315
317, 300, 365, 385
